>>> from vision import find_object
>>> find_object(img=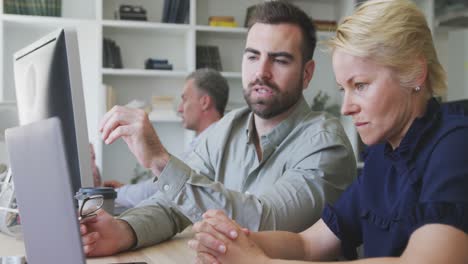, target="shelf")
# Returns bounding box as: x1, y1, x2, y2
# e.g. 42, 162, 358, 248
1, 14, 92, 26
148, 111, 182, 123
436, 7, 468, 27
221, 72, 242, 78
102, 68, 188, 78
0, 101, 17, 107
195, 25, 248, 34
317, 30, 336, 40
102, 19, 190, 34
